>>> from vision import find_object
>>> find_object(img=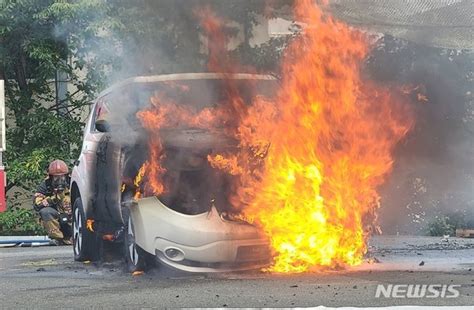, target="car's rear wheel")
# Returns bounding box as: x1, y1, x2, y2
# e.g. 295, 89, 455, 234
123, 209, 151, 272
73, 198, 99, 261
